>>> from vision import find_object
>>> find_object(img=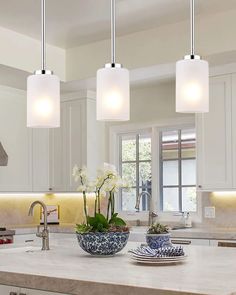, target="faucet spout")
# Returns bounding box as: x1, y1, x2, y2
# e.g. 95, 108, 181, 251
135, 191, 158, 226
28, 200, 49, 251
